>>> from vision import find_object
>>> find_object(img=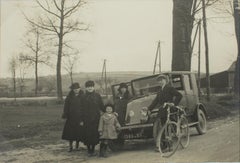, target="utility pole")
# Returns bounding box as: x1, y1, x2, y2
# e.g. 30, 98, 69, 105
202, 0, 210, 101
101, 59, 107, 96
153, 41, 162, 74
198, 20, 202, 97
